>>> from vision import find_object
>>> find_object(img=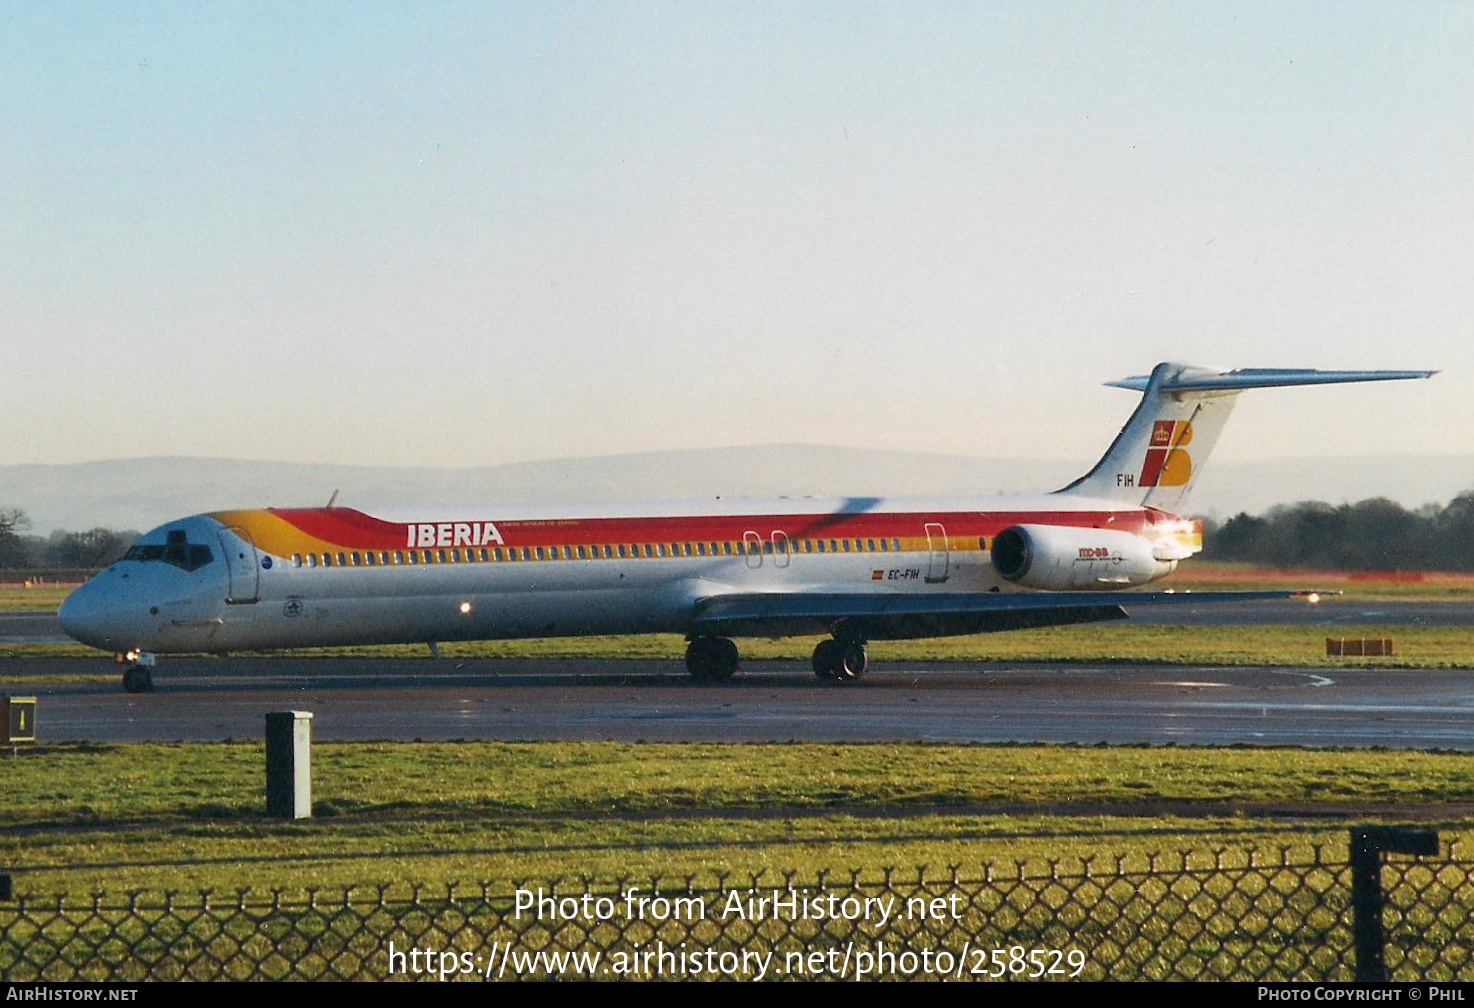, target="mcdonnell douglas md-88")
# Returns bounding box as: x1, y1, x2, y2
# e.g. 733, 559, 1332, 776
58, 361, 1434, 692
